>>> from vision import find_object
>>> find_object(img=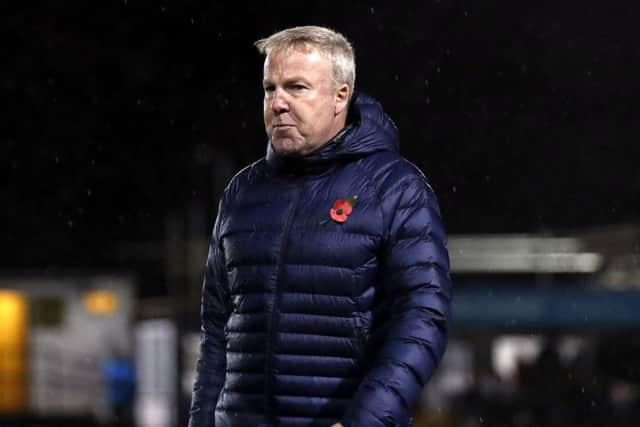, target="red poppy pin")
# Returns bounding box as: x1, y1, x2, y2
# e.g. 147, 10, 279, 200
329, 195, 358, 223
